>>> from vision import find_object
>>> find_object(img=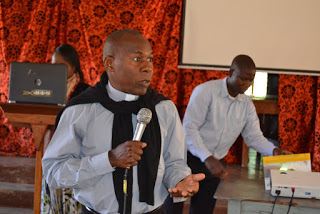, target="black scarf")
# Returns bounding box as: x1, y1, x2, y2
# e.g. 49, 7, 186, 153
55, 72, 169, 214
